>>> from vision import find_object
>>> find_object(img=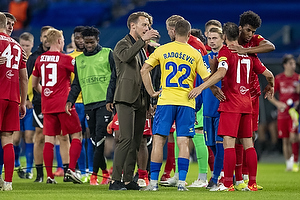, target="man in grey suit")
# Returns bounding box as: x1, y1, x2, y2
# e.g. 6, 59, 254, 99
109, 11, 159, 190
